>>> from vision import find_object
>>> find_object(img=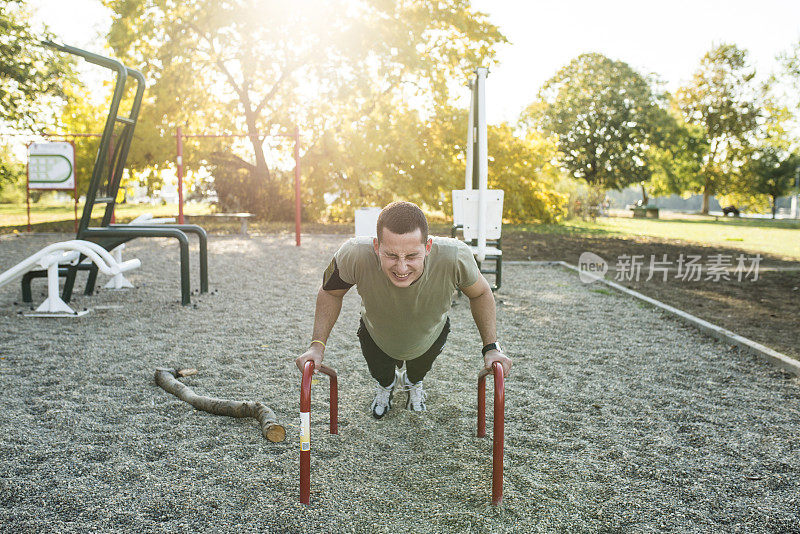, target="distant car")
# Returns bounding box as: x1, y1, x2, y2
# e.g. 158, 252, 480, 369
722, 206, 740, 217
